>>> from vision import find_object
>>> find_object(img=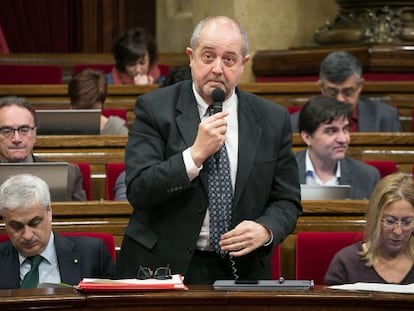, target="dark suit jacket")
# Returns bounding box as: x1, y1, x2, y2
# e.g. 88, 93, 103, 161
290, 97, 401, 132
0, 233, 115, 289
295, 150, 380, 199
117, 80, 302, 280
33, 156, 86, 201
